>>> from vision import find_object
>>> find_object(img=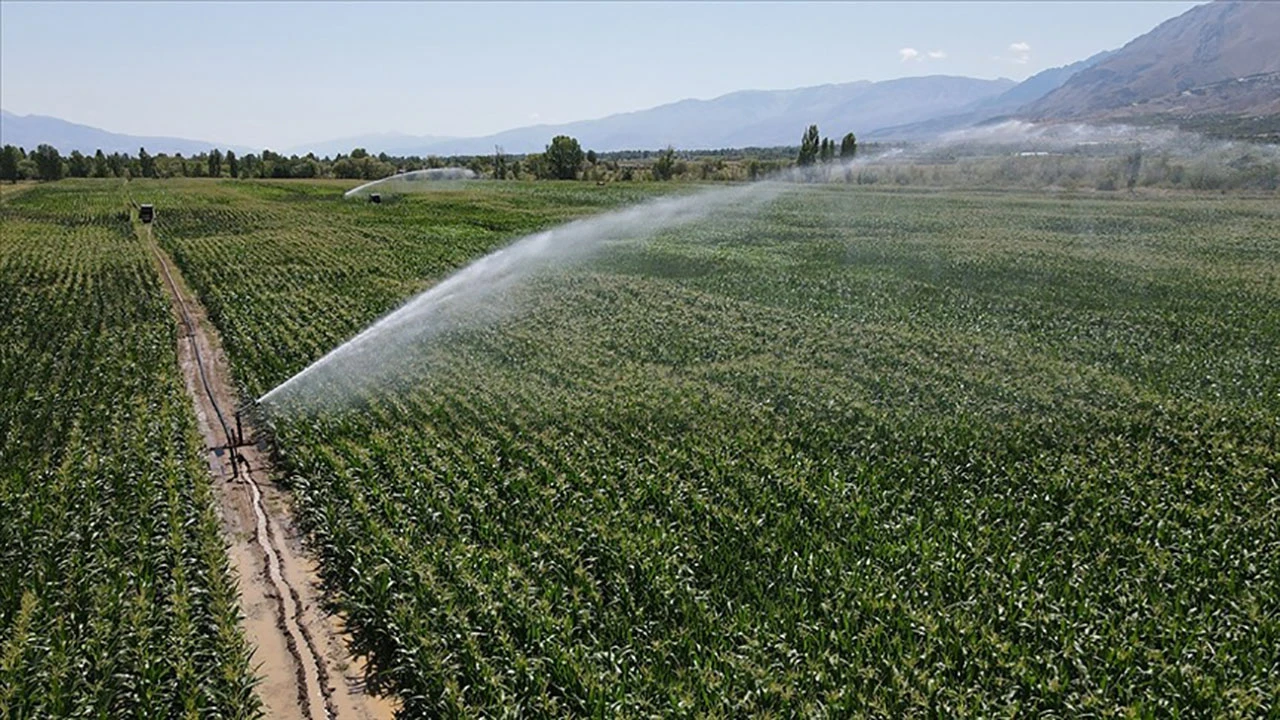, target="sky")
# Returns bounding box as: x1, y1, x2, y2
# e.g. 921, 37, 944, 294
1, 1, 1203, 151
